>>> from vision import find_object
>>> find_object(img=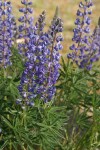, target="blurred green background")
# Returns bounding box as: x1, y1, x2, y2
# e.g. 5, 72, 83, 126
11, 0, 100, 58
